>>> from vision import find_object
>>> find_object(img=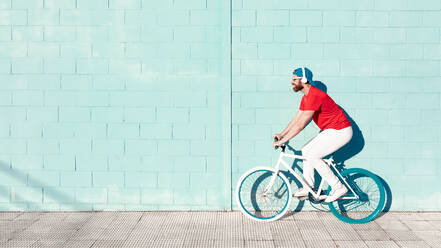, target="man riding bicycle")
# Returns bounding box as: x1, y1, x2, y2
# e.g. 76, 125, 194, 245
272, 67, 353, 203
